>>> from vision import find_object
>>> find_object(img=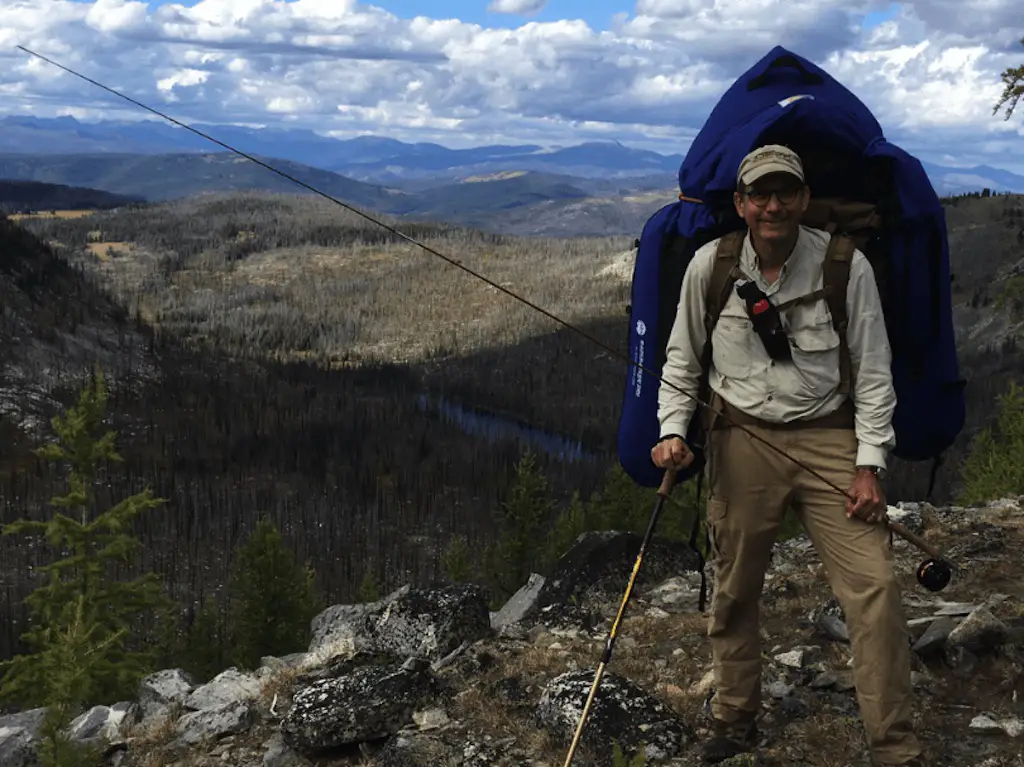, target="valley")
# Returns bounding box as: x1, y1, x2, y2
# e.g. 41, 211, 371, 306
1, 174, 1022, 685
